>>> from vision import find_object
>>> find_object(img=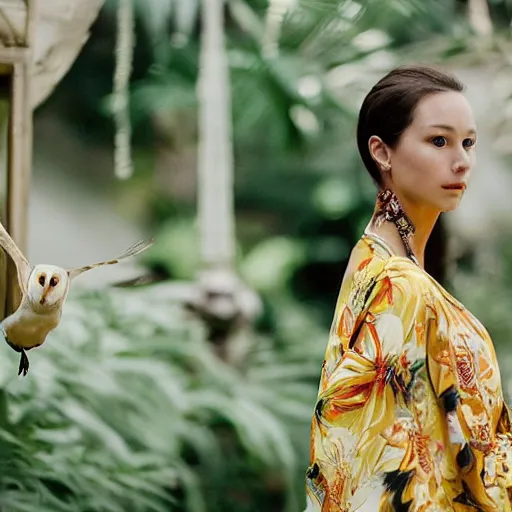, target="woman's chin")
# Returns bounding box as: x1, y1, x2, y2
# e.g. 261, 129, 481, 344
439, 193, 466, 212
